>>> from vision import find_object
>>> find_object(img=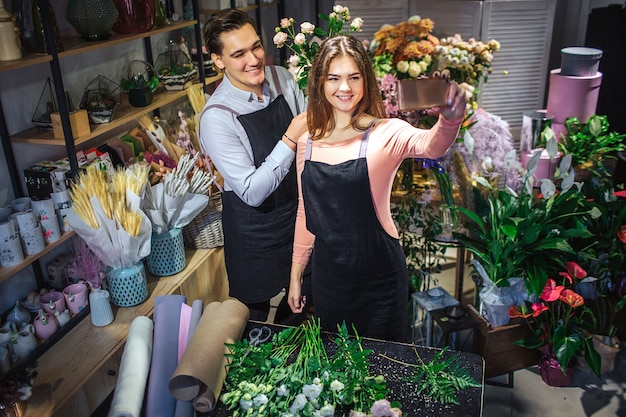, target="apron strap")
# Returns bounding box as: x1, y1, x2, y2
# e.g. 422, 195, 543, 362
269, 66, 283, 96
305, 119, 378, 161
